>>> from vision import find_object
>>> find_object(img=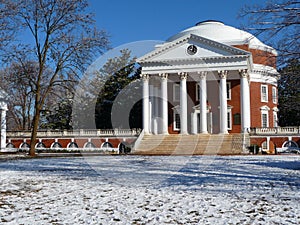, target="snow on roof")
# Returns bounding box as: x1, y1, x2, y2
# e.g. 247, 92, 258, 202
166, 20, 277, 55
